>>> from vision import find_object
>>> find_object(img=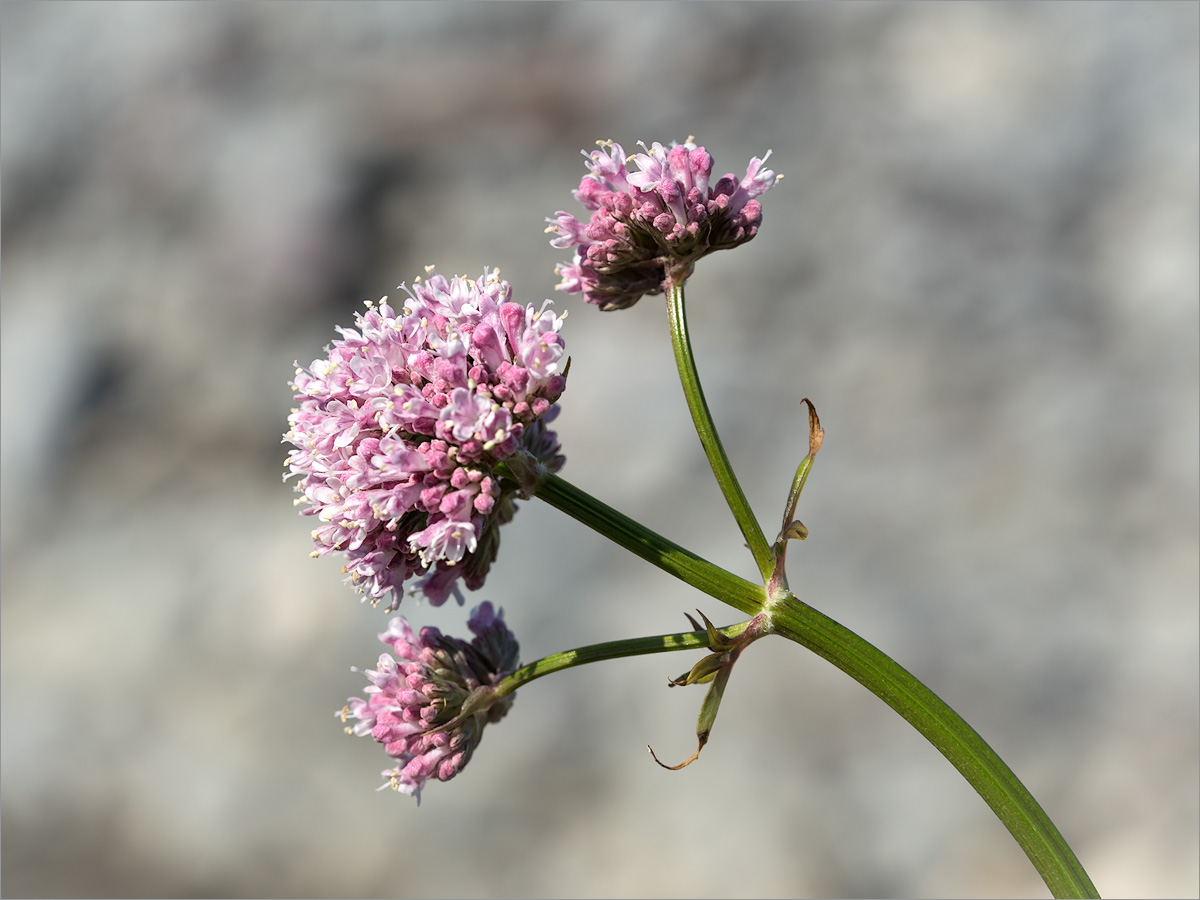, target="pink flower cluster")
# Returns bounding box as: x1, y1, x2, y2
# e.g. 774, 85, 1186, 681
285, 268, 567, 609
340, 601, 519, 802
548, 139, 780, 310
